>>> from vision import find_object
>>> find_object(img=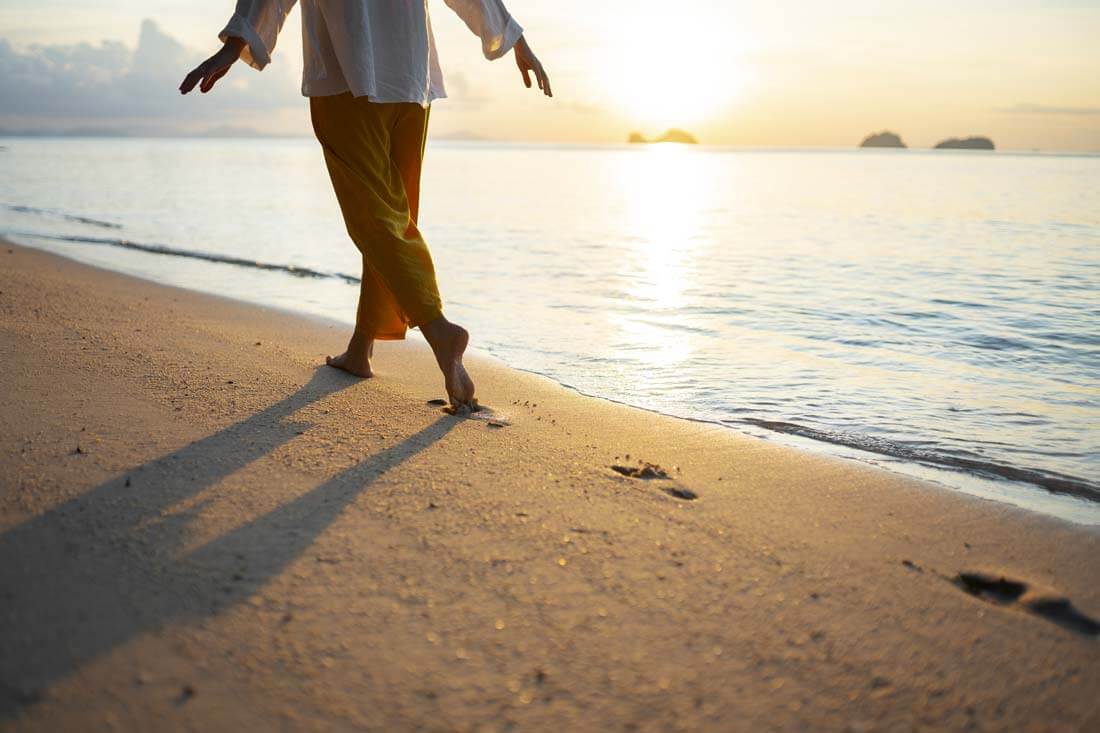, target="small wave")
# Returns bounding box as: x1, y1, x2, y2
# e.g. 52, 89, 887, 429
4, 203, 122, 230
6, 231, 362, 285
741, 418, 1099, 502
